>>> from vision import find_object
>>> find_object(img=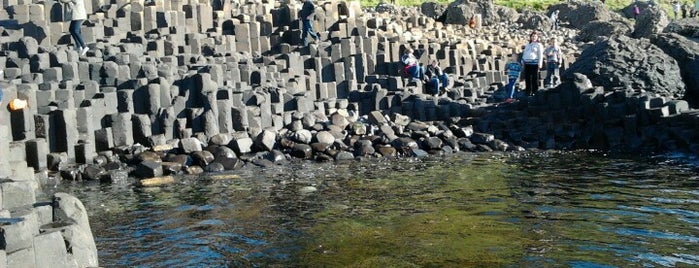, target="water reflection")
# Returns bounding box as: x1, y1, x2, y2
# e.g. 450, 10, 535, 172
53, 152, 699, 267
